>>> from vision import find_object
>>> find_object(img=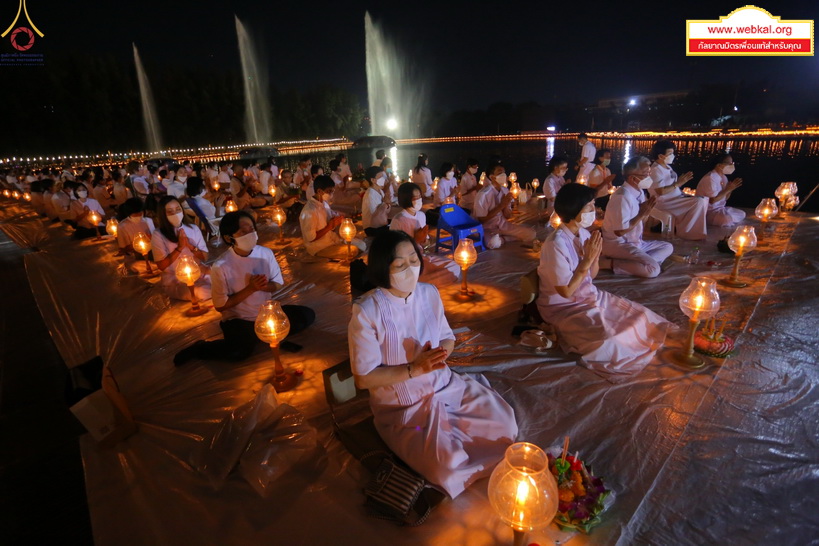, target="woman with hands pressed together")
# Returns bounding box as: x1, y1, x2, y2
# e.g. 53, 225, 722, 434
174, 211, 315, 365
151, 196, 211, 301
537, 183, 672, 377
348, 230, 517, 498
